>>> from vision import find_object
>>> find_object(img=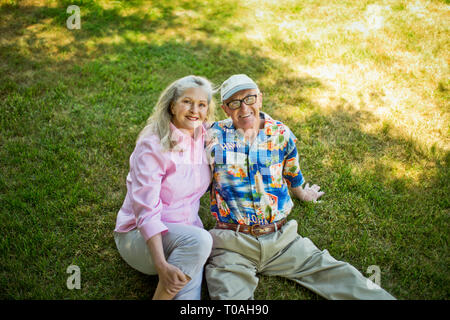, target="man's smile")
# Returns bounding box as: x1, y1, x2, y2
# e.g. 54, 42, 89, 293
239, 113, 253, 119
